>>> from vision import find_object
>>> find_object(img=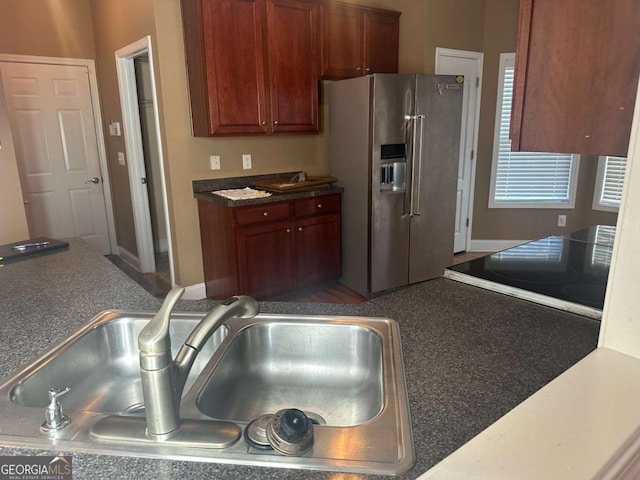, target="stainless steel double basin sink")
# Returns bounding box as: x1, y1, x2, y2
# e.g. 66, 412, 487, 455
0, 310, 414, 475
